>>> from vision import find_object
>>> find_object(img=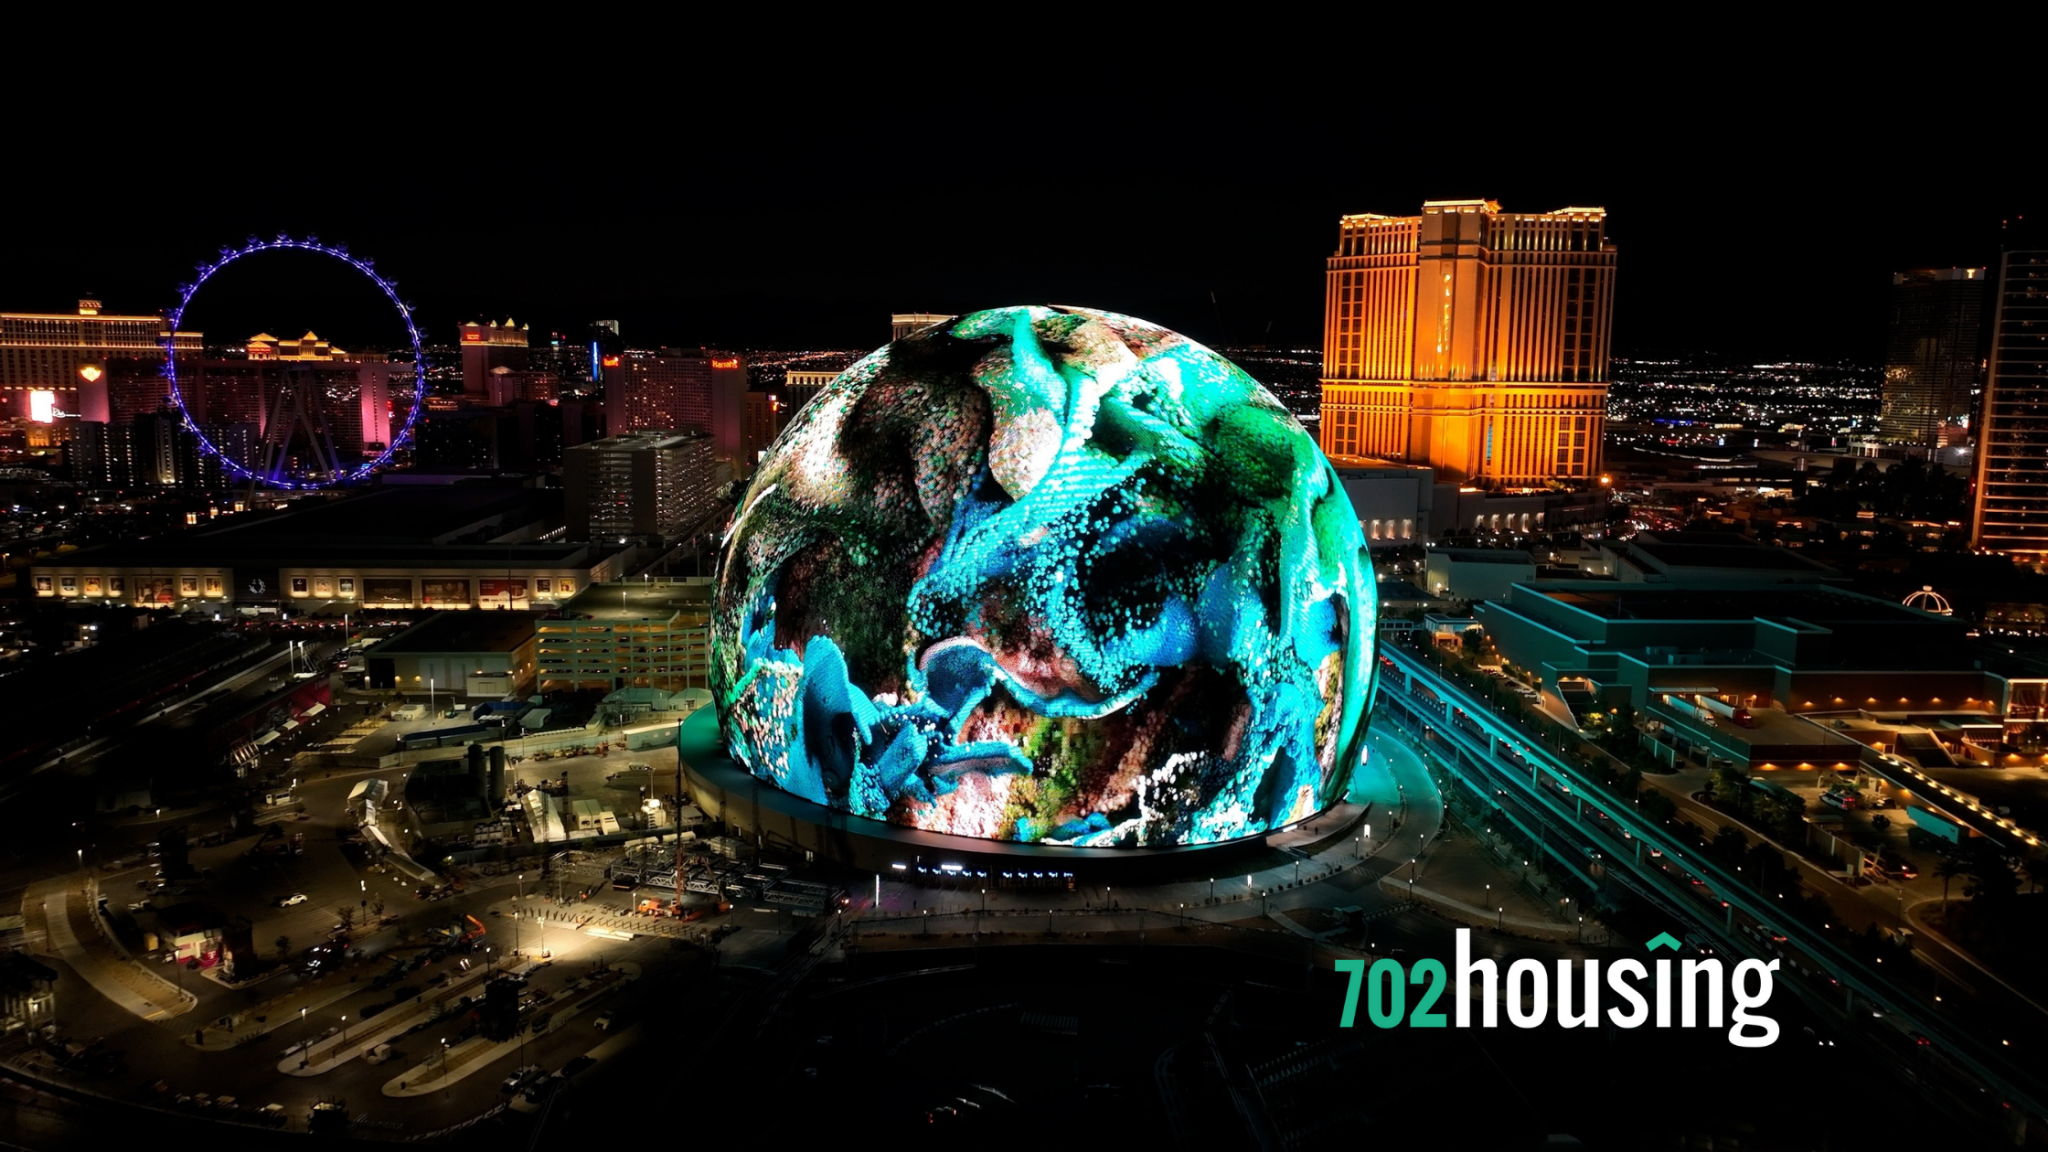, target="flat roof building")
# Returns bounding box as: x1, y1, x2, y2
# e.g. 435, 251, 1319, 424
32, 481, 629, 610
536, 578, 713, 694
365, 610, 539, 697
1474, 581, 2042, 766
1601, 532, 1842, 585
